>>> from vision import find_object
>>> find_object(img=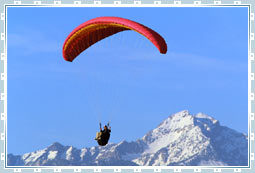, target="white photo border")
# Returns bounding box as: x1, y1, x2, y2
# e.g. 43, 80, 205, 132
0, 0, 254, 173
